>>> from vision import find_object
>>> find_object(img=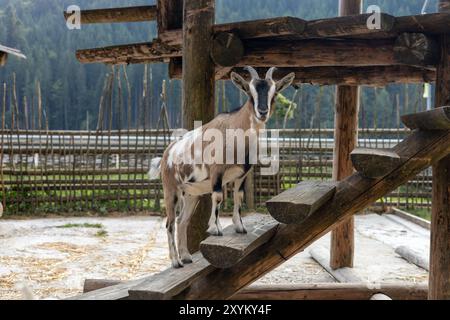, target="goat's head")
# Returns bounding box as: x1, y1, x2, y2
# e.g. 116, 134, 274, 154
231, 66, 295, 123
